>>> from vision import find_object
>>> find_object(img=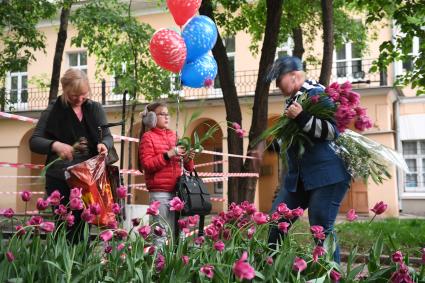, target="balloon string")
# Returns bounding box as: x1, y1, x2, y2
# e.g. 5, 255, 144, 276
175, 73, 182, 137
